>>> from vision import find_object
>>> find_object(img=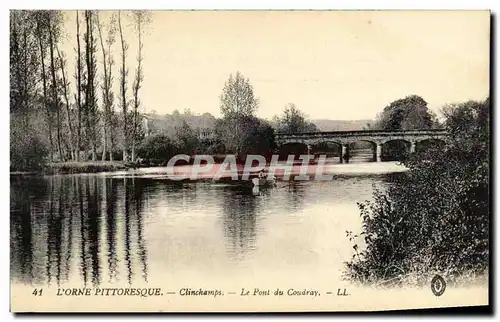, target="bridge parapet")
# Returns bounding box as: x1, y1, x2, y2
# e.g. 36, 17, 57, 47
275, 129, 448, 146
